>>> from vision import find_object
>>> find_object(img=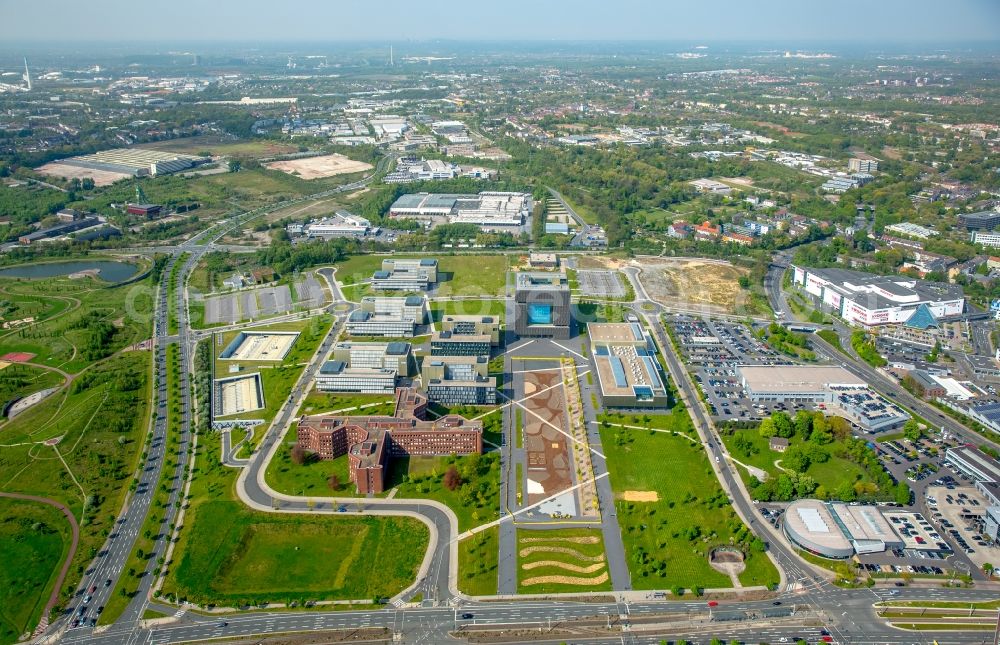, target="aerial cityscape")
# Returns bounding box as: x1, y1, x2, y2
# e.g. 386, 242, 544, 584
1, 1, 1000, 644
